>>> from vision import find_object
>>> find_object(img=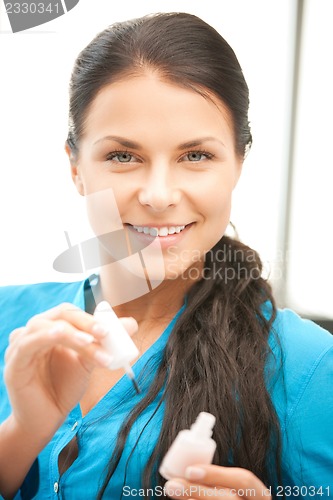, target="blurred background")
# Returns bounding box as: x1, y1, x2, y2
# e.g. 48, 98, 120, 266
0, 0, 332, 328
